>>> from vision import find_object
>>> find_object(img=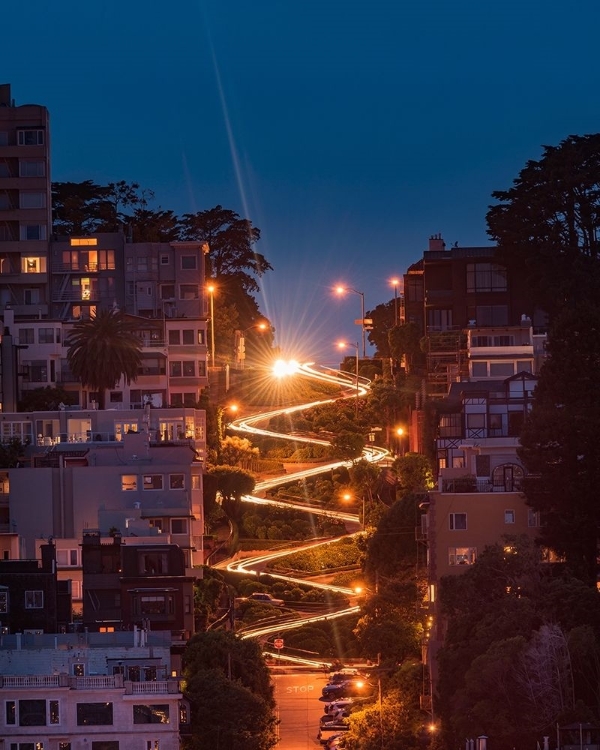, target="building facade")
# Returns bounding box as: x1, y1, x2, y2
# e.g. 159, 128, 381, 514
0, 630, 187, 750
